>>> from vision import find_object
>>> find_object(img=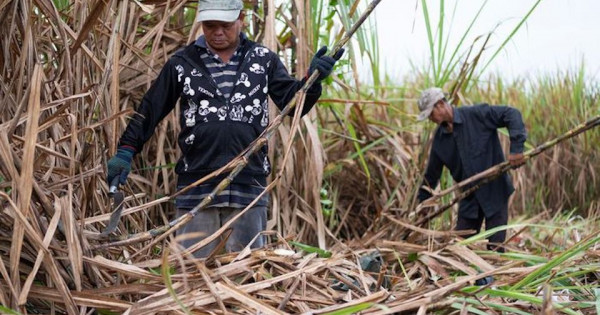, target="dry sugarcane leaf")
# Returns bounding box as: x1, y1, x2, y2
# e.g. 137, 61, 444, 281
61, 193, 84, 291
6, 190, 80, 313
423, 251, 478, 276
18, 198, 62, 304
70, 0, 108, 56
27, 285, 132, 311
88, 255, 163, 282
10, 63, 42, 307
216, 282, 285, 315
446, 245, 495, 273
418, 254, 450, 279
